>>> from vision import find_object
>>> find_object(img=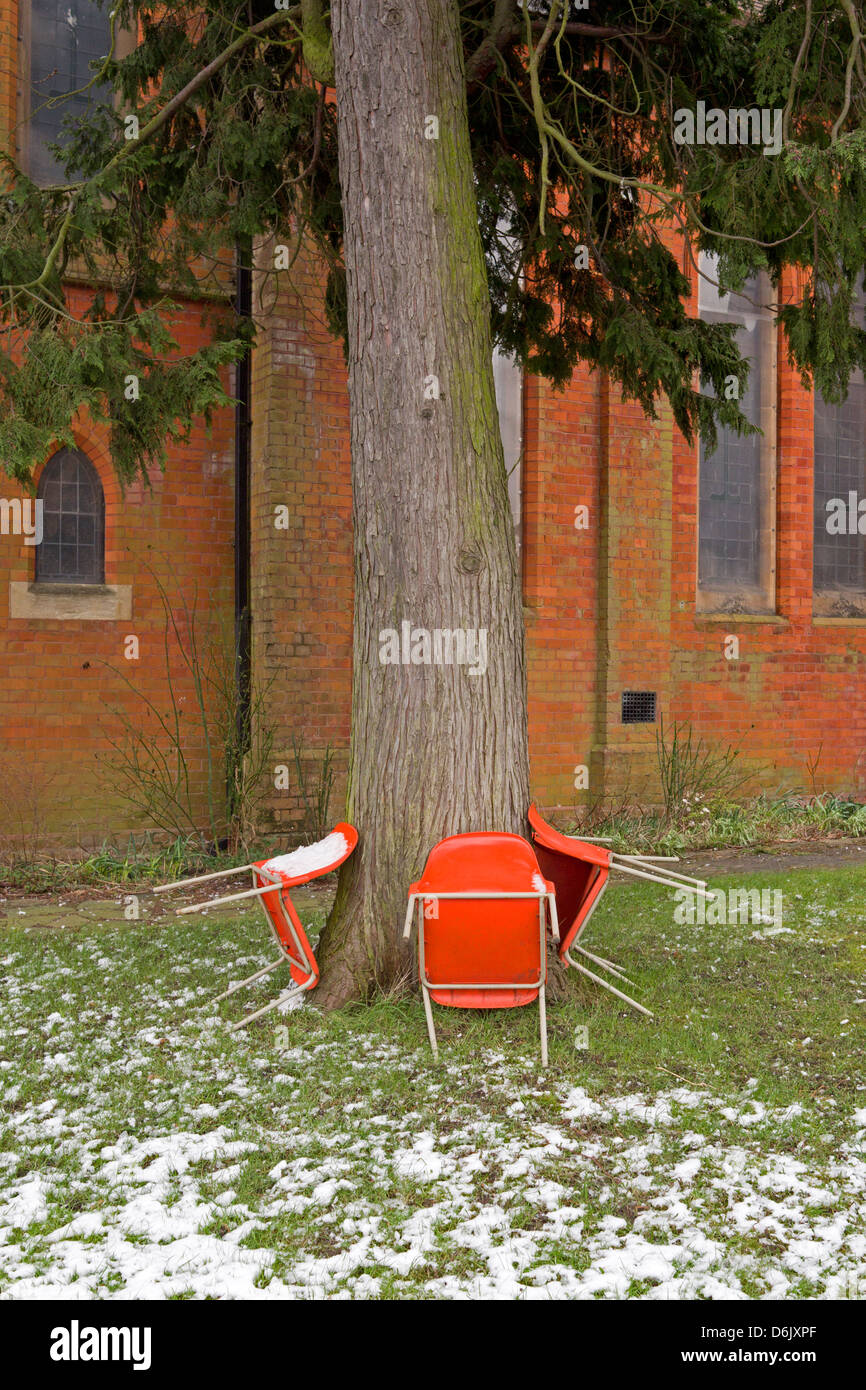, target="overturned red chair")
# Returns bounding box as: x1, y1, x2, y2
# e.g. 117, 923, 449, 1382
155, 824, 358, 1030
403, 832, 559, 1066
528, 804, 709, 1018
